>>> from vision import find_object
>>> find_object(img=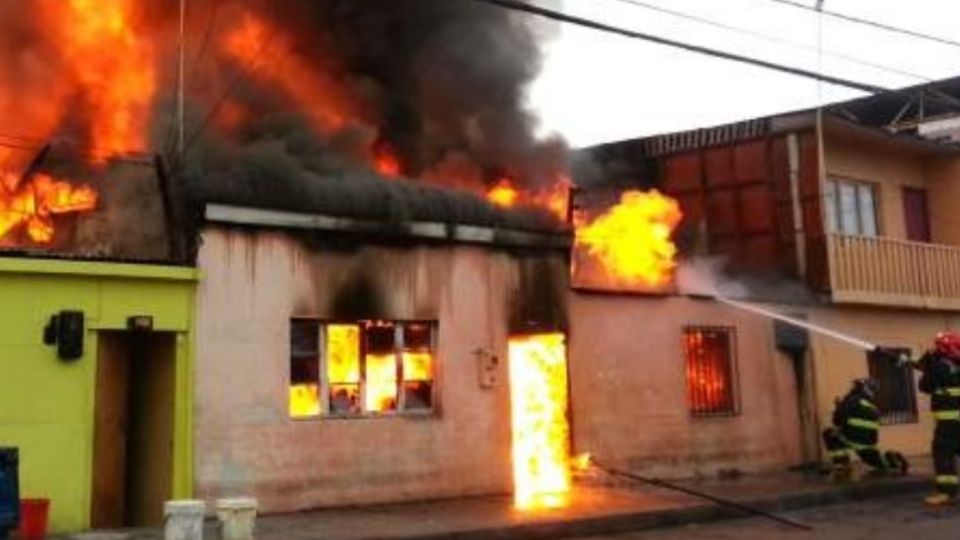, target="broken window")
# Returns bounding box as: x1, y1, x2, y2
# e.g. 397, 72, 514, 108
289, 320, 437, 418
868, 348, 918, 424
684, 327, 739, 416
289, 321, 321, 418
